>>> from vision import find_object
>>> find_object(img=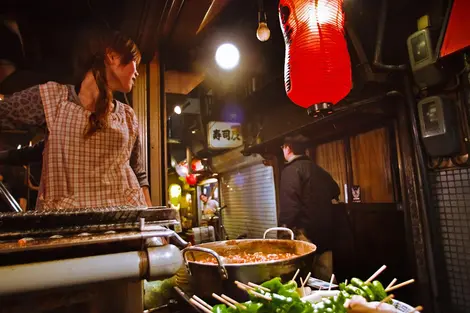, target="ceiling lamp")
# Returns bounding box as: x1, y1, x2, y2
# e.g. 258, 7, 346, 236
215, 43, 240, 70
256, 0, 271, 42
174, 105, 182, 115
279, 0, 352, 115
